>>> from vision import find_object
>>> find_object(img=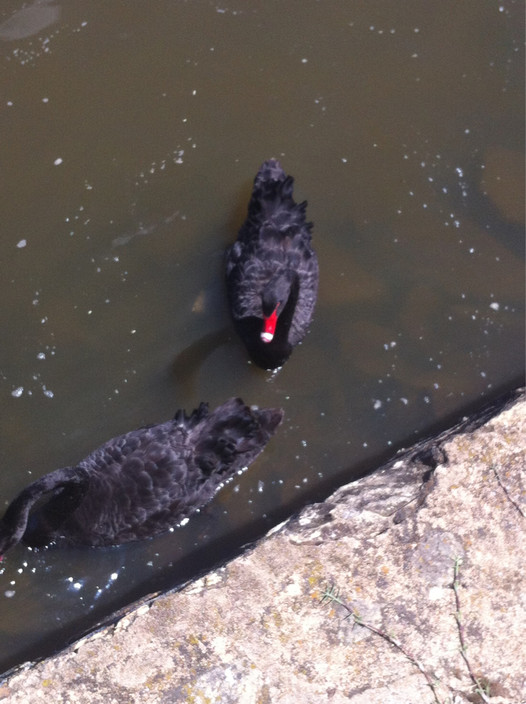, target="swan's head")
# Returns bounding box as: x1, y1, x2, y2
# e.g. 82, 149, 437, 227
261, 307, 279, 343
260, 270, 297, 344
